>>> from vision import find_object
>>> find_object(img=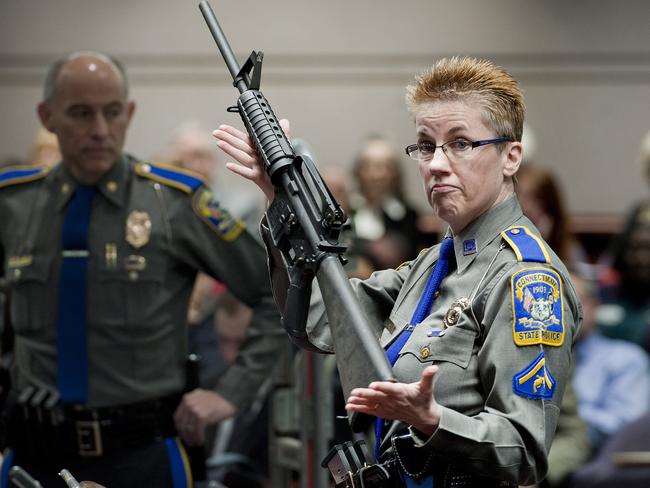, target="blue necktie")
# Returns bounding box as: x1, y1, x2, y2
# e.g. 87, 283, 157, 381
374, 236, 455, 460
57, 185, 96, 403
